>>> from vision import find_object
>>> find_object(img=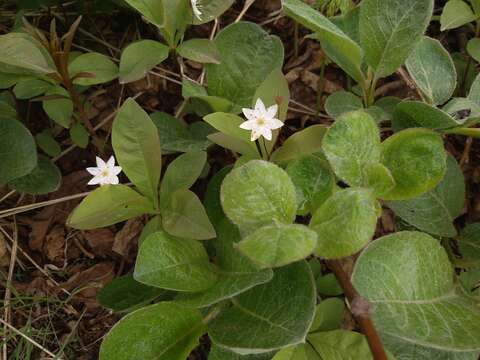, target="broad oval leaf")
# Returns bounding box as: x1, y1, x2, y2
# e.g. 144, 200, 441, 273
67, 185, 155, 230
206, 22, 284, 108
99, 302, 205, 360
282, 0, 364, 83
176, 218, 273, 308
220, 160, 297, 234
119, 40, 169, 83
190, 0, 235, 25
469, 37, 480, 63
380, 128, 447, 200
271, 344, 317, 360
0, 117, 37, 183
69, 52, 118, 85
324, 91, 363, 118
0, 33, 56, 75
286, 155, 335, 215
8, 155, 61, 195
13, 78, 52, 99
209, 346, 273, 360
322, 110, 381, 187
203, 112, 256, 150
237, 223, 318, 269
387, 155, 465, 237
352, 231, 480, 352
42, 86, 73, 128
310, 188, 379, 259
392, 101, 460, 132
458, 223, 480, 262
134, 231, 218, 292
309, 298, 345, 333
162, 189, 216, 240
360, 0, 434, 79
208, 261, 316, 354
123, 0, 163, 27
177, 39, 220, 64
440, 0, 477, 31
112, 98, 162, 205
406, 36, 457, 105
